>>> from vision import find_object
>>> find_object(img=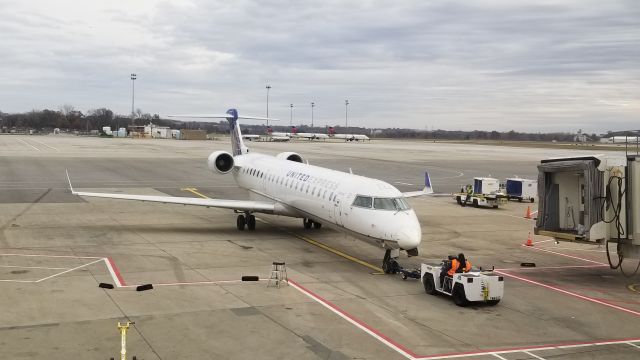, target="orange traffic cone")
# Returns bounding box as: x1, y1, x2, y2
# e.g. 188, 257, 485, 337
525, 206, 532, 219
524, 232, 533, 246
